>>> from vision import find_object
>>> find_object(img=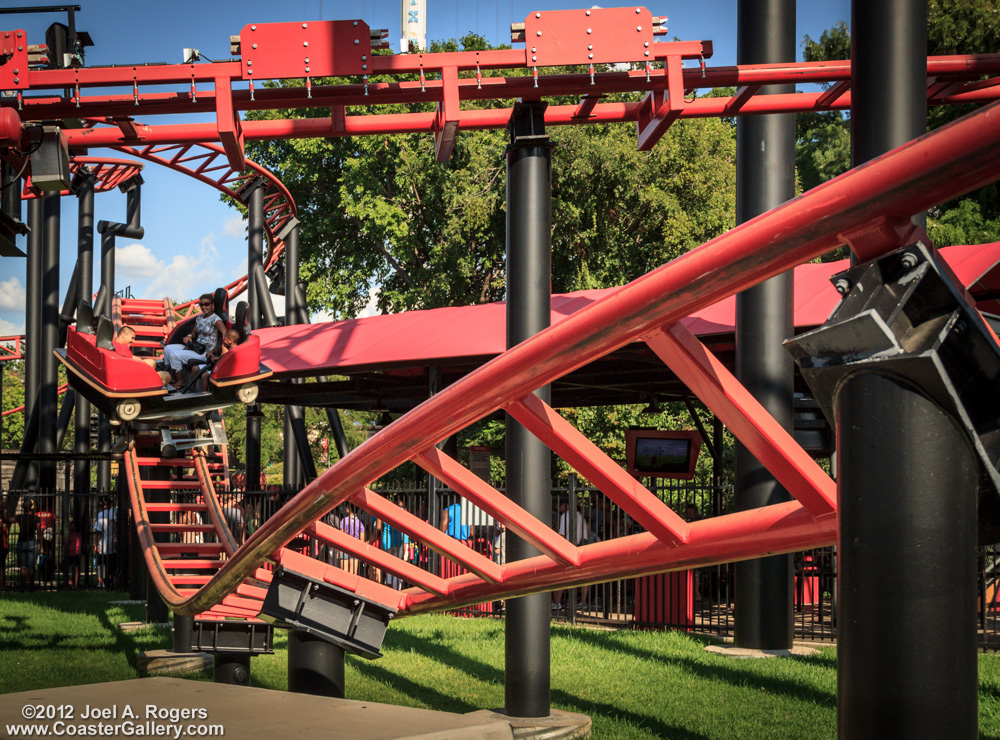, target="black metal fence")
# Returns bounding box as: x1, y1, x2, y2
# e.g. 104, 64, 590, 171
4, 481, 998, 650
